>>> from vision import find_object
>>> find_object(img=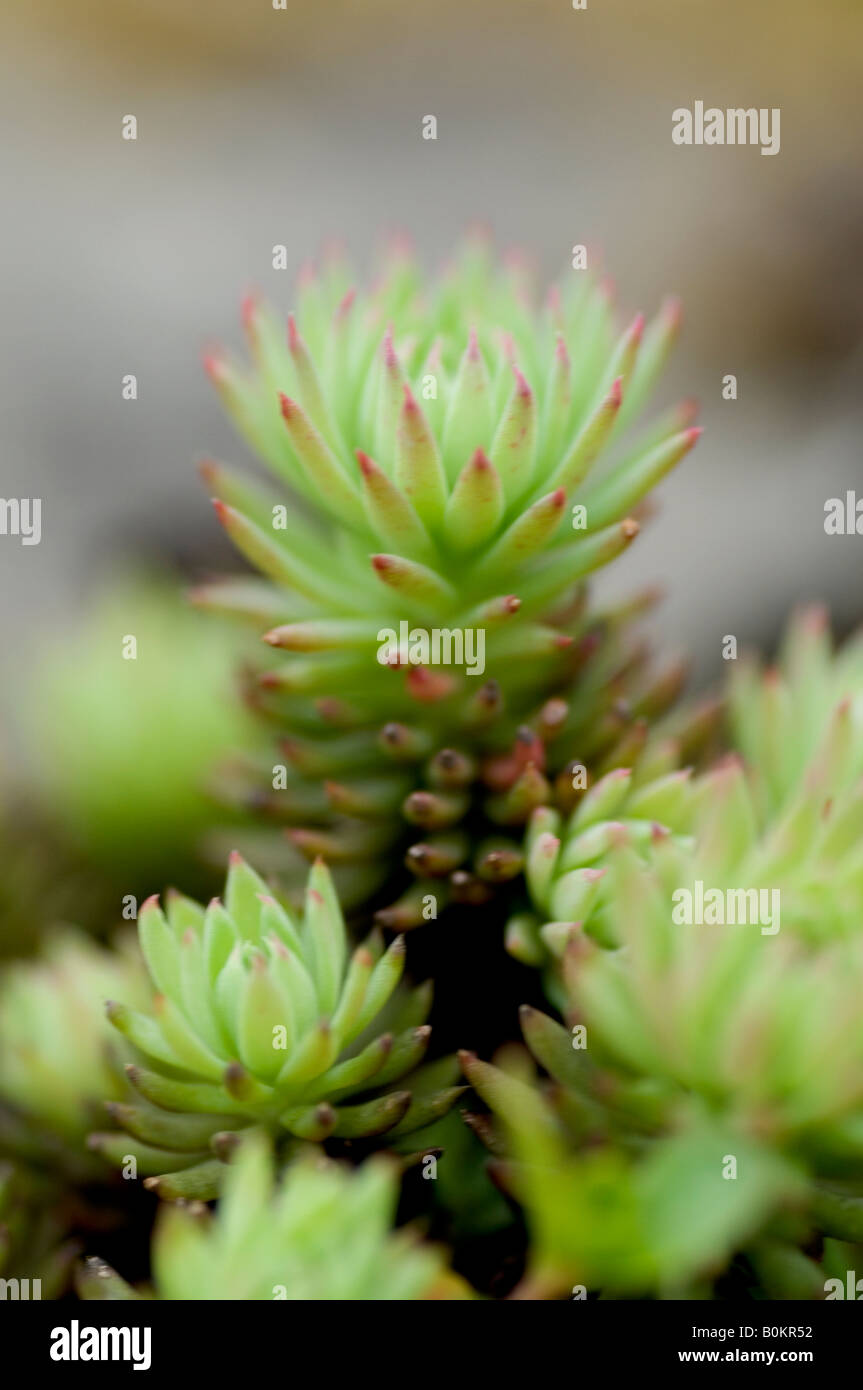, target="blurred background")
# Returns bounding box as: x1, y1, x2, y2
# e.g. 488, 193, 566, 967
1, 0, 862, 726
